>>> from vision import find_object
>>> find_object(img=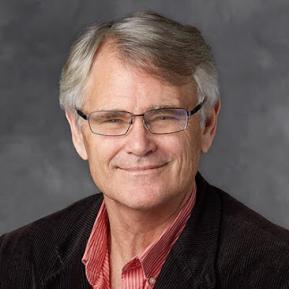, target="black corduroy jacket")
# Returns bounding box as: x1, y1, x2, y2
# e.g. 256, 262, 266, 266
1, 173, 289, 289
